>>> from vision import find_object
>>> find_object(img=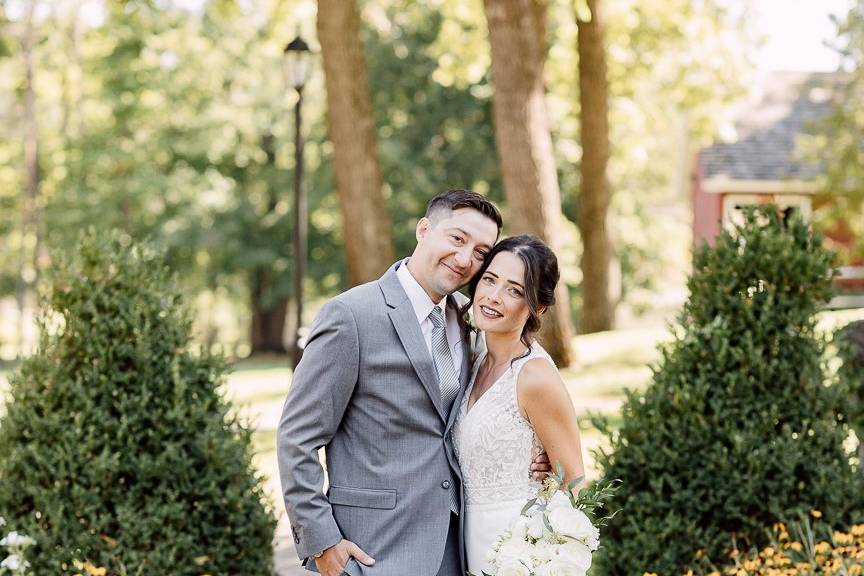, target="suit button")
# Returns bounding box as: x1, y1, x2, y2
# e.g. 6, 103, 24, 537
441, 480, 451, 489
